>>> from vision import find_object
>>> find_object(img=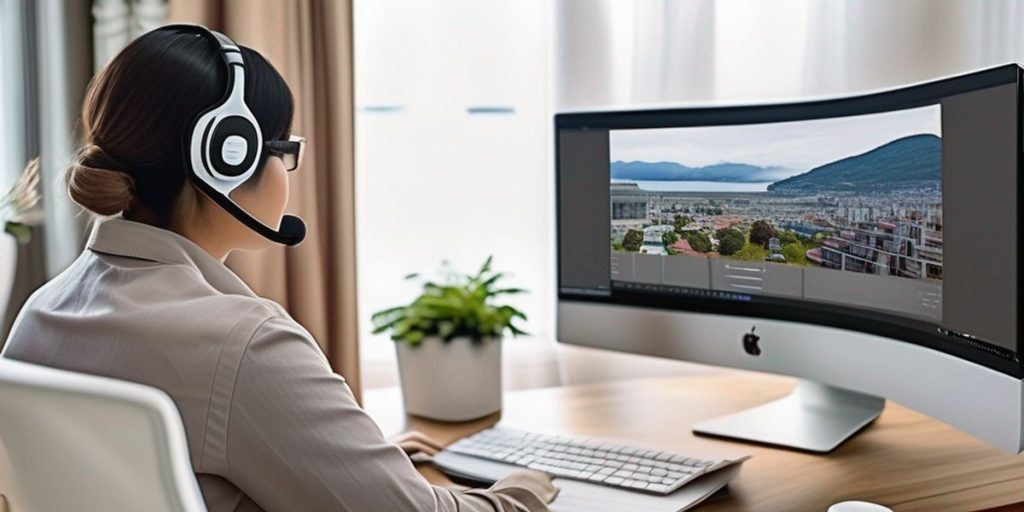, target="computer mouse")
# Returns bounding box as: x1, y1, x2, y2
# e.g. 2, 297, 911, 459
828, 501, 893, 512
